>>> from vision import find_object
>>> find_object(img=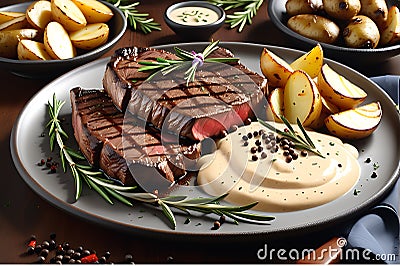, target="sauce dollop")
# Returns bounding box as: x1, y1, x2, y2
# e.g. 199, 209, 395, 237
168, 6, 220, 26
197, 122, 361, 212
